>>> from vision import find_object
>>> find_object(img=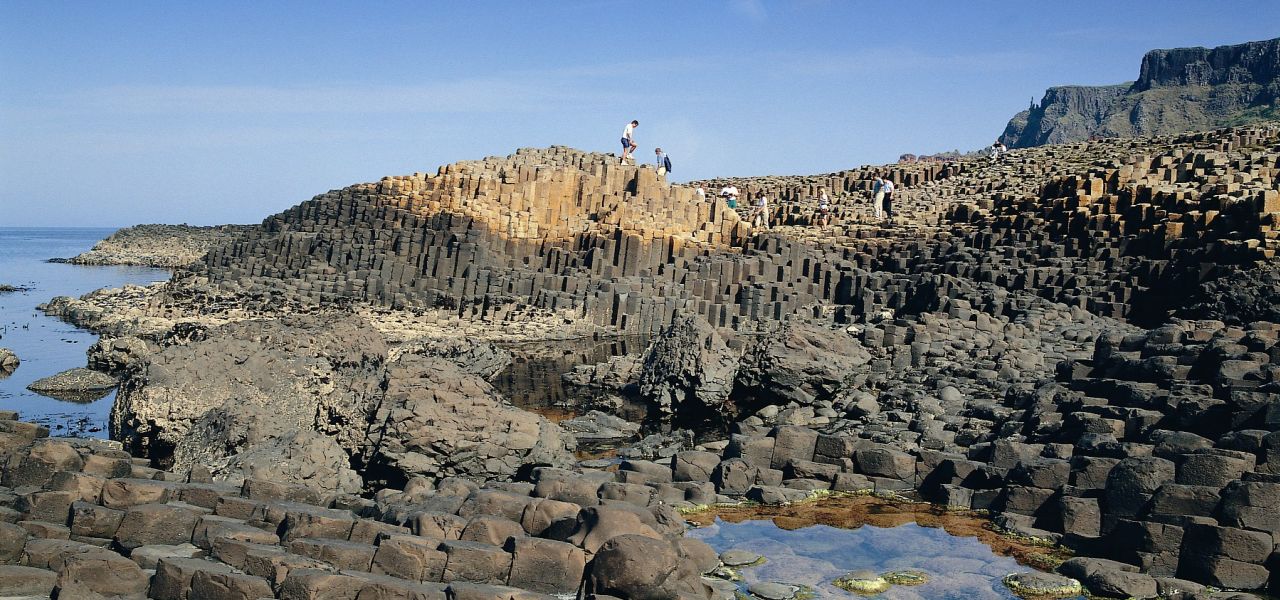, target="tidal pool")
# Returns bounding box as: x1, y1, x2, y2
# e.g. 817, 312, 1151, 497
685, 496, 1081, 600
